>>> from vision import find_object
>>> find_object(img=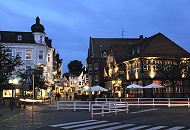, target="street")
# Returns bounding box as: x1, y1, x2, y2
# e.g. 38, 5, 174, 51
1, 105, 190, 130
